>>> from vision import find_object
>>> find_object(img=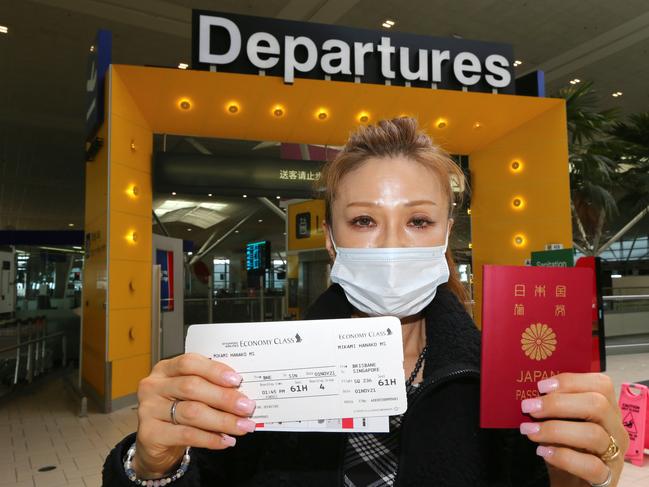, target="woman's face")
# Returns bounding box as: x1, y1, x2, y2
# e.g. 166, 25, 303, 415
325, 156, 453, 257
